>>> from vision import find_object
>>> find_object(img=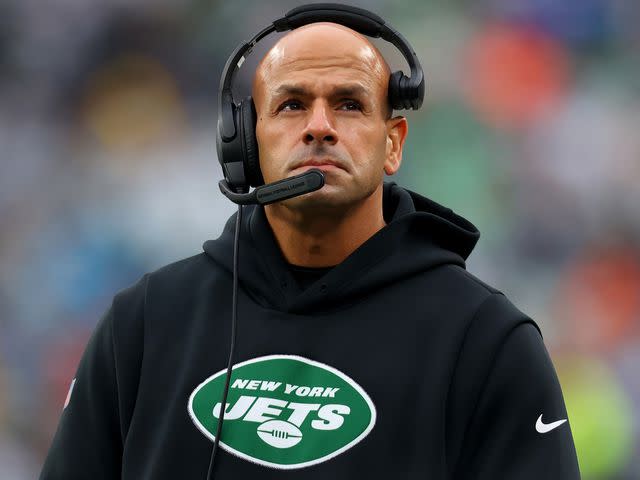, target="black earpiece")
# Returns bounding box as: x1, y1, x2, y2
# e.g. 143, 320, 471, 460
238, 98, 263, 187
216, 3, 426, 193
